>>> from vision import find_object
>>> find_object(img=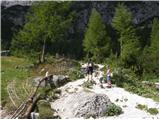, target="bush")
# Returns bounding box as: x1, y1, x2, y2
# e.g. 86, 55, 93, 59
105, 103, 123, 116
112, 68, 138, 87
37, 101, 54, 119
68, 69, 85, 81
111, 68, 158, 101
136, 104, 159, 115
147, 108, 159, 115
136, 104, 148, 110
82, 80, 95, 89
